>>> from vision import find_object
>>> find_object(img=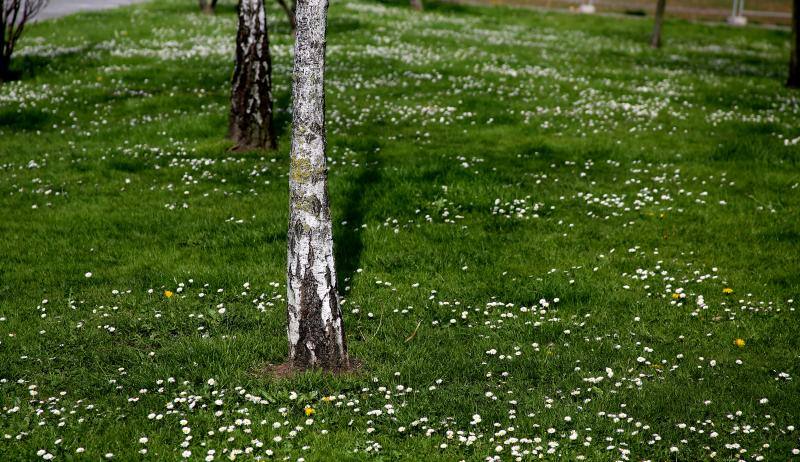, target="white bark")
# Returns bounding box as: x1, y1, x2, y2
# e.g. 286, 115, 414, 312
286, 0, 348, 370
